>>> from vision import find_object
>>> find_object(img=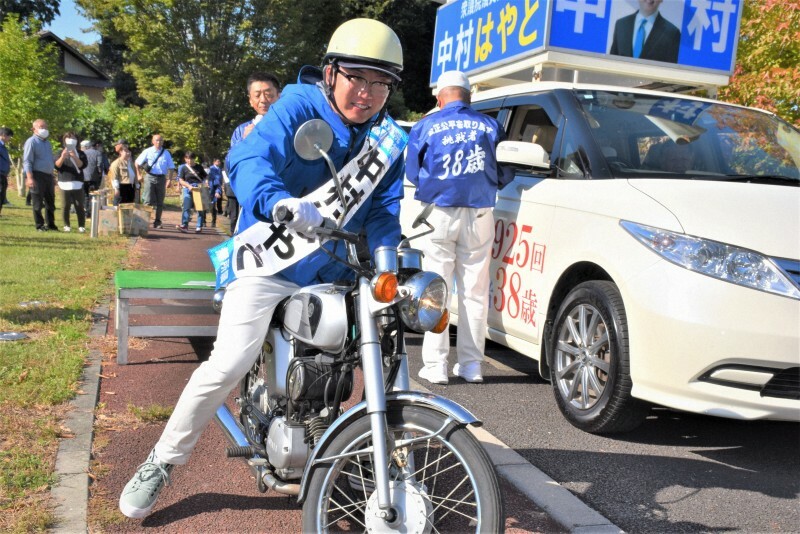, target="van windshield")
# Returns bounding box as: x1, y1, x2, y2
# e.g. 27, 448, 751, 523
575, 90, 800, 185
